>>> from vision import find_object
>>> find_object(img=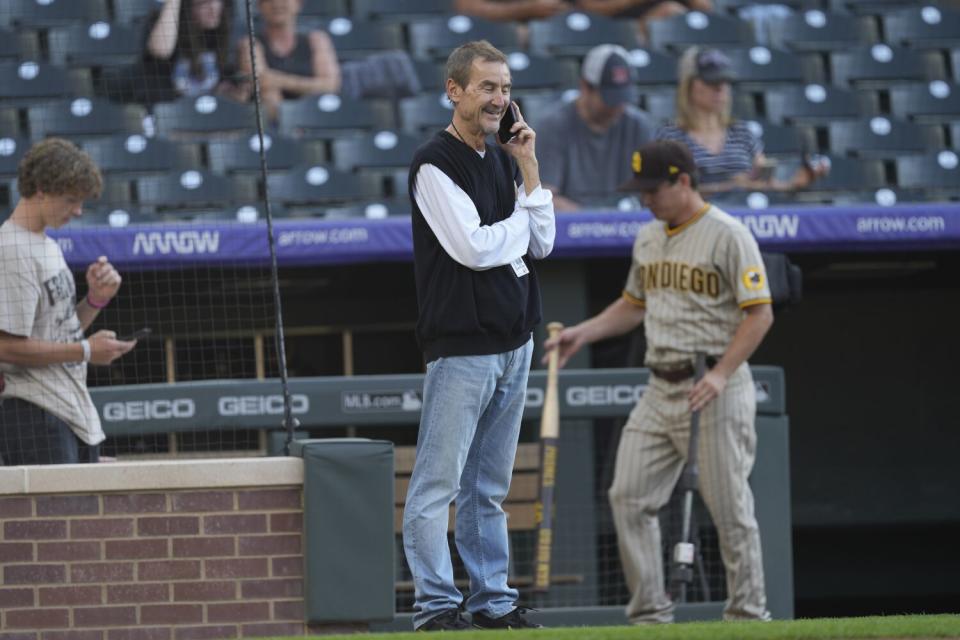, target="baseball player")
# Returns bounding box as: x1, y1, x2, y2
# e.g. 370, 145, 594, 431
544, 139, 774, 623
